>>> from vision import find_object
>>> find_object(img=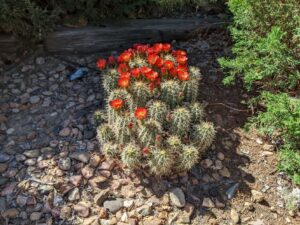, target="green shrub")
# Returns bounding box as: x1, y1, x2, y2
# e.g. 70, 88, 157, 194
219, 0, 300, 91
219, 0, 300, 184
